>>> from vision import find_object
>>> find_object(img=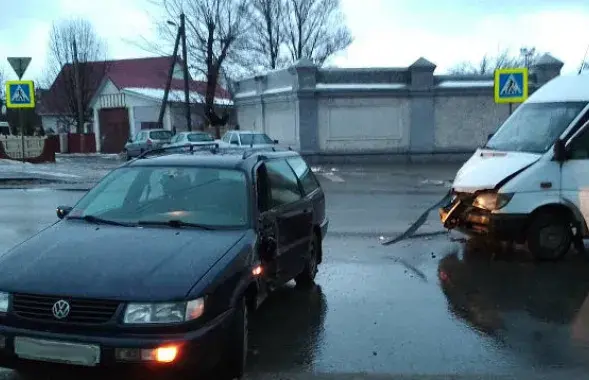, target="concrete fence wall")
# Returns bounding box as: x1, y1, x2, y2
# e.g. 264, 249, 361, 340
233, 54, 564, 163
